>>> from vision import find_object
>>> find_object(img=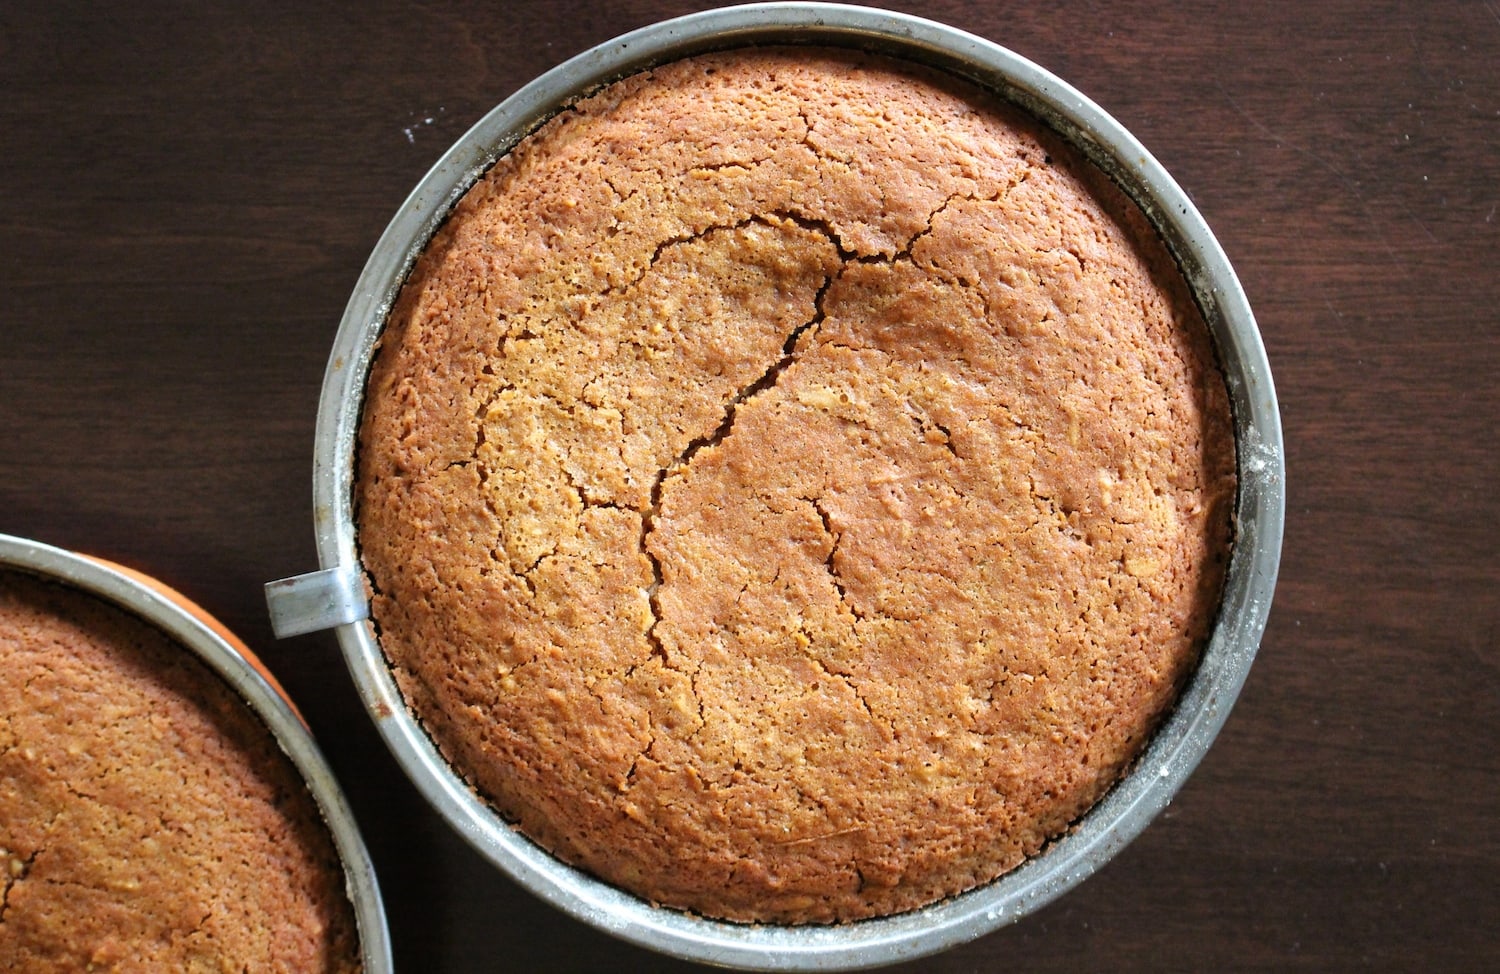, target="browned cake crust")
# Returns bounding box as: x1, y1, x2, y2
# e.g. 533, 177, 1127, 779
357, 48, 1236, 923
0, 571, 361, 972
